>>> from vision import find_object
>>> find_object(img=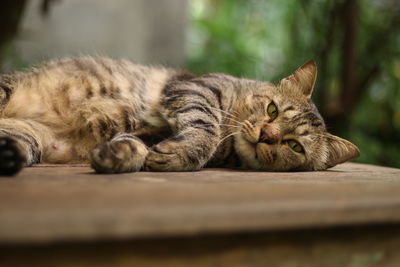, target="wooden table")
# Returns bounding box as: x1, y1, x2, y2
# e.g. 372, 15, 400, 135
0, 163, 400, 266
